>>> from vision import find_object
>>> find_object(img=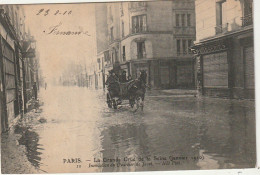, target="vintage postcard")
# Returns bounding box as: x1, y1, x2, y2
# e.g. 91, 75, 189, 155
0, 0, 258, 174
